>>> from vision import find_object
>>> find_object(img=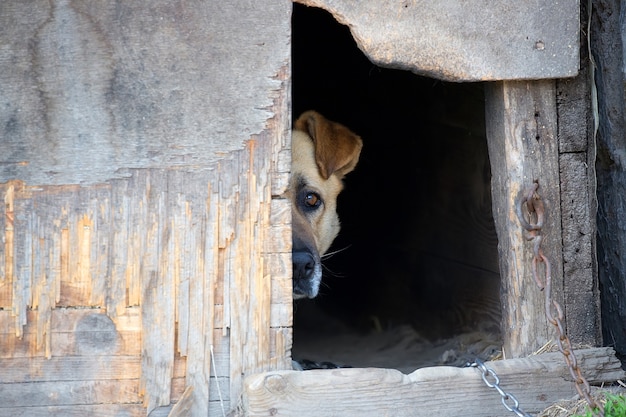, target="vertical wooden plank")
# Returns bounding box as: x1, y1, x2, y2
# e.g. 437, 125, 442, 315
169, 171, 190, 357
108, 177, 131, 319
228, 150, 248, 407
31, 189, 63, 358
13, 189, 34, 338
556, 53, 602, 347
485, 80, 565, 358
252, 138, 273, 375
225, 135, 277, 406
140, 169, 175, 414
203, 182, 220, 412
268, 203, 292, 328
0, 181, 20, 309
267, 65, 293, 372
590, 0, 626, 358
60, 188, 92, 306
168, 169, 216, 416
127, 171, 147, 308
90, 186, 112, 307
